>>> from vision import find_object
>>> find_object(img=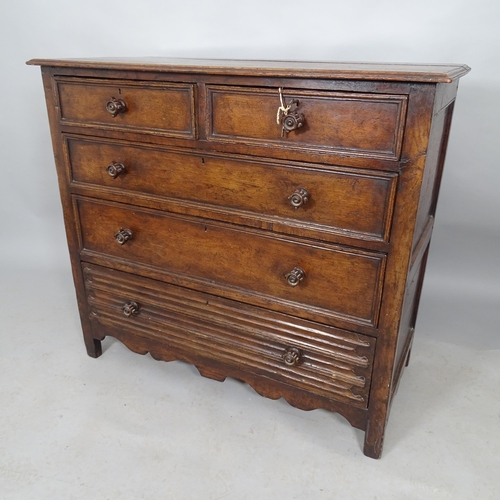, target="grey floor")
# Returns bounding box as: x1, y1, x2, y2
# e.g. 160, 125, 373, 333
1, 261, 499, 499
